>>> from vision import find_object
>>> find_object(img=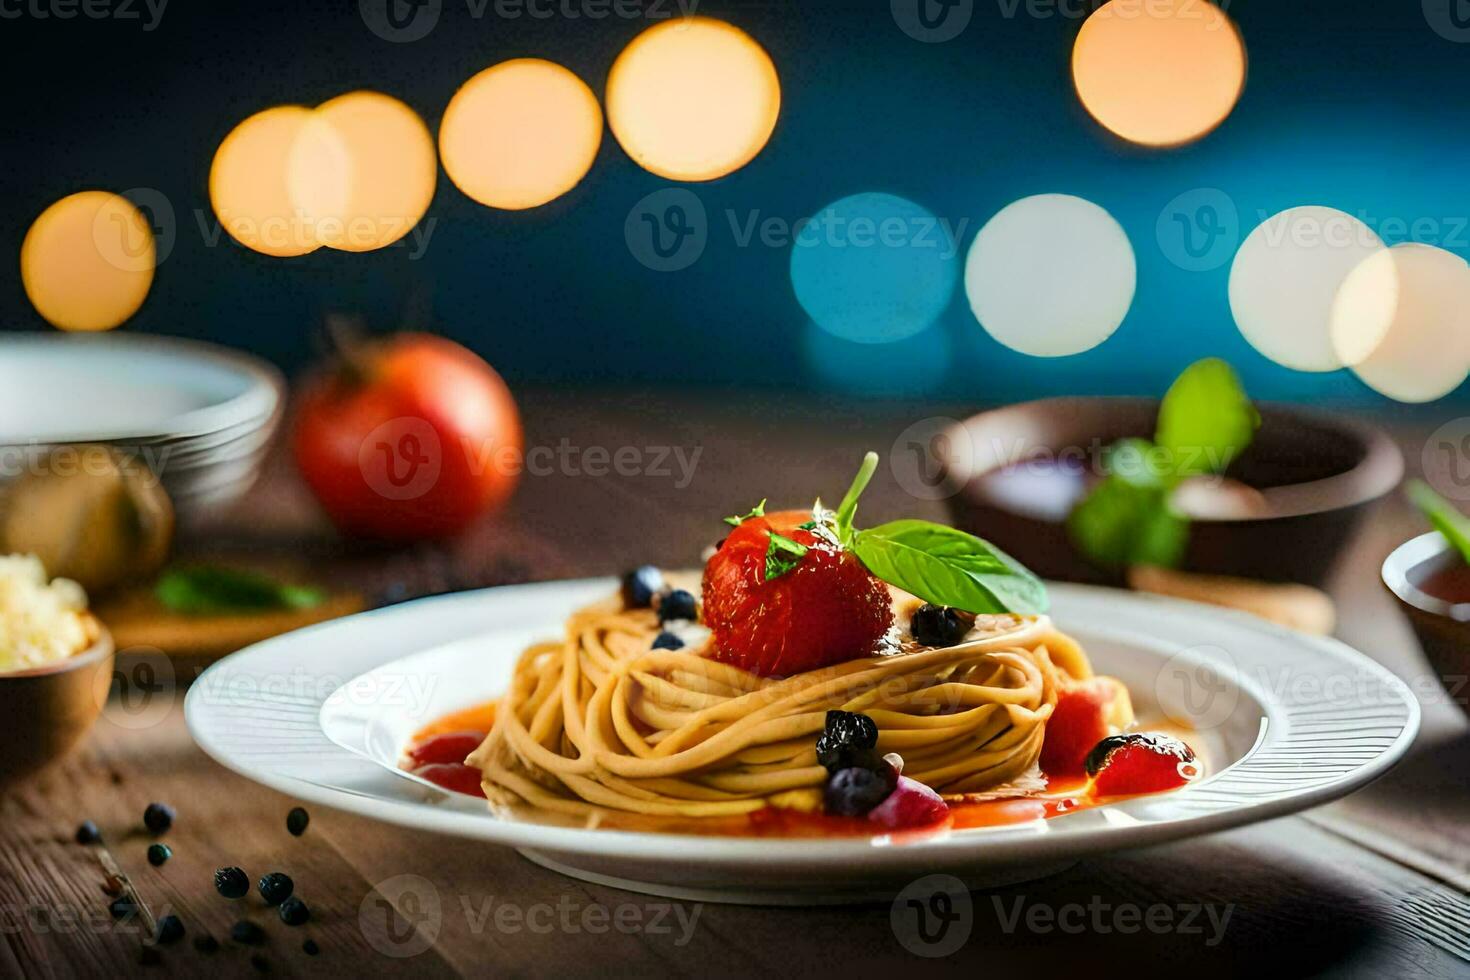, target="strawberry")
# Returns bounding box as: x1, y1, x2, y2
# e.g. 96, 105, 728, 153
703, 509, 893, 677
1086, 733, 1199, 796
1039, 679, 1117, 778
